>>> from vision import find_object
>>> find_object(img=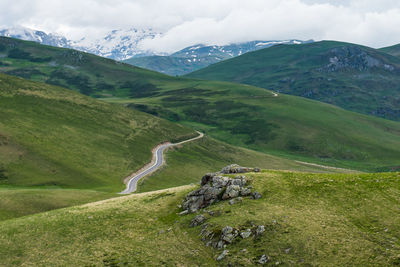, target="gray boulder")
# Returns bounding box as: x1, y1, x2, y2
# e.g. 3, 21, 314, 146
221, 226, 238, 244
252, 191, 262, 199
240, 229, 252, 239
220, 164, 251, 174
256, 225, 265, 236
222, 185, 241, 199
259, 254, 269, 264
181, 165, 259, 213
190, 215, 207, 227
217, 250, 229, 261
